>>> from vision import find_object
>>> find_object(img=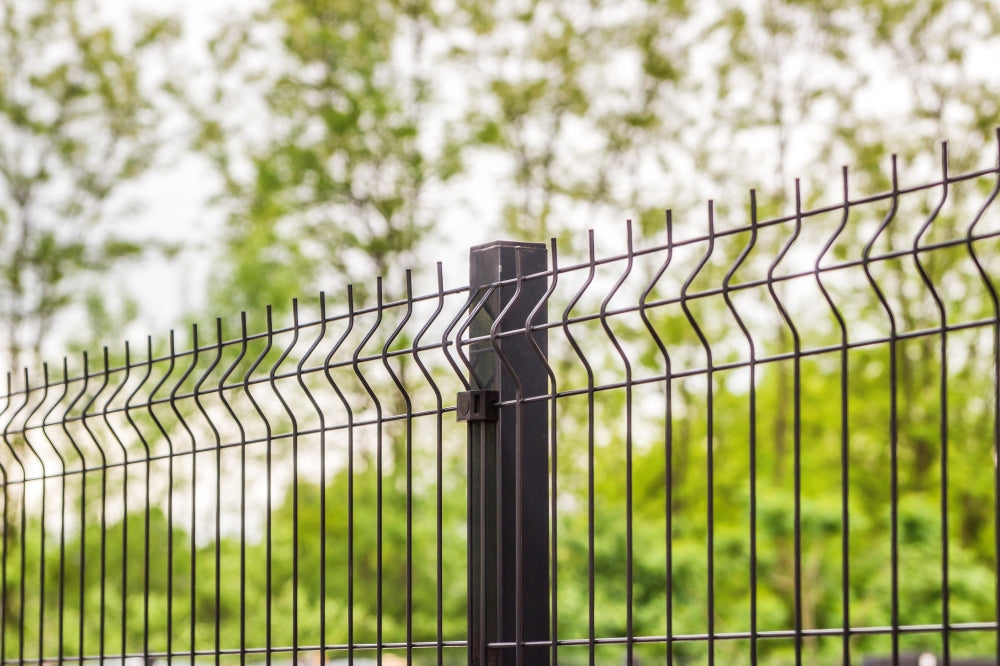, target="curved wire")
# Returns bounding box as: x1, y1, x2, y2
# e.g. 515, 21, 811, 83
122, 340, 155, 662
242, 309, 275, 658
270, 302, 301, 661
295, 296, 329, 663
639, 212, 675, 664
814, 168, 852, 664
147, 334, 178, 659
321, 287, 356, 659
597, 221, 635, 665
765, 181, 804, 664
912, 143, 952, 662
410, 266, 446, 666
216, 314, 250, 665
861, 156, 901, 662
965, 128, 1000, 664
721, 194, 759, 664
560, 230, 597, 665
488, 248, 530, 666
679, 202, 716, 664
0, 371, 29, 663
79, 350, 112, 659
21, 366, 51, 662
352, 279, 385, 662
381, 271, 415, 662
192, 321, 225, 666
525, 239, 559, 666
59, 356, 90, 659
